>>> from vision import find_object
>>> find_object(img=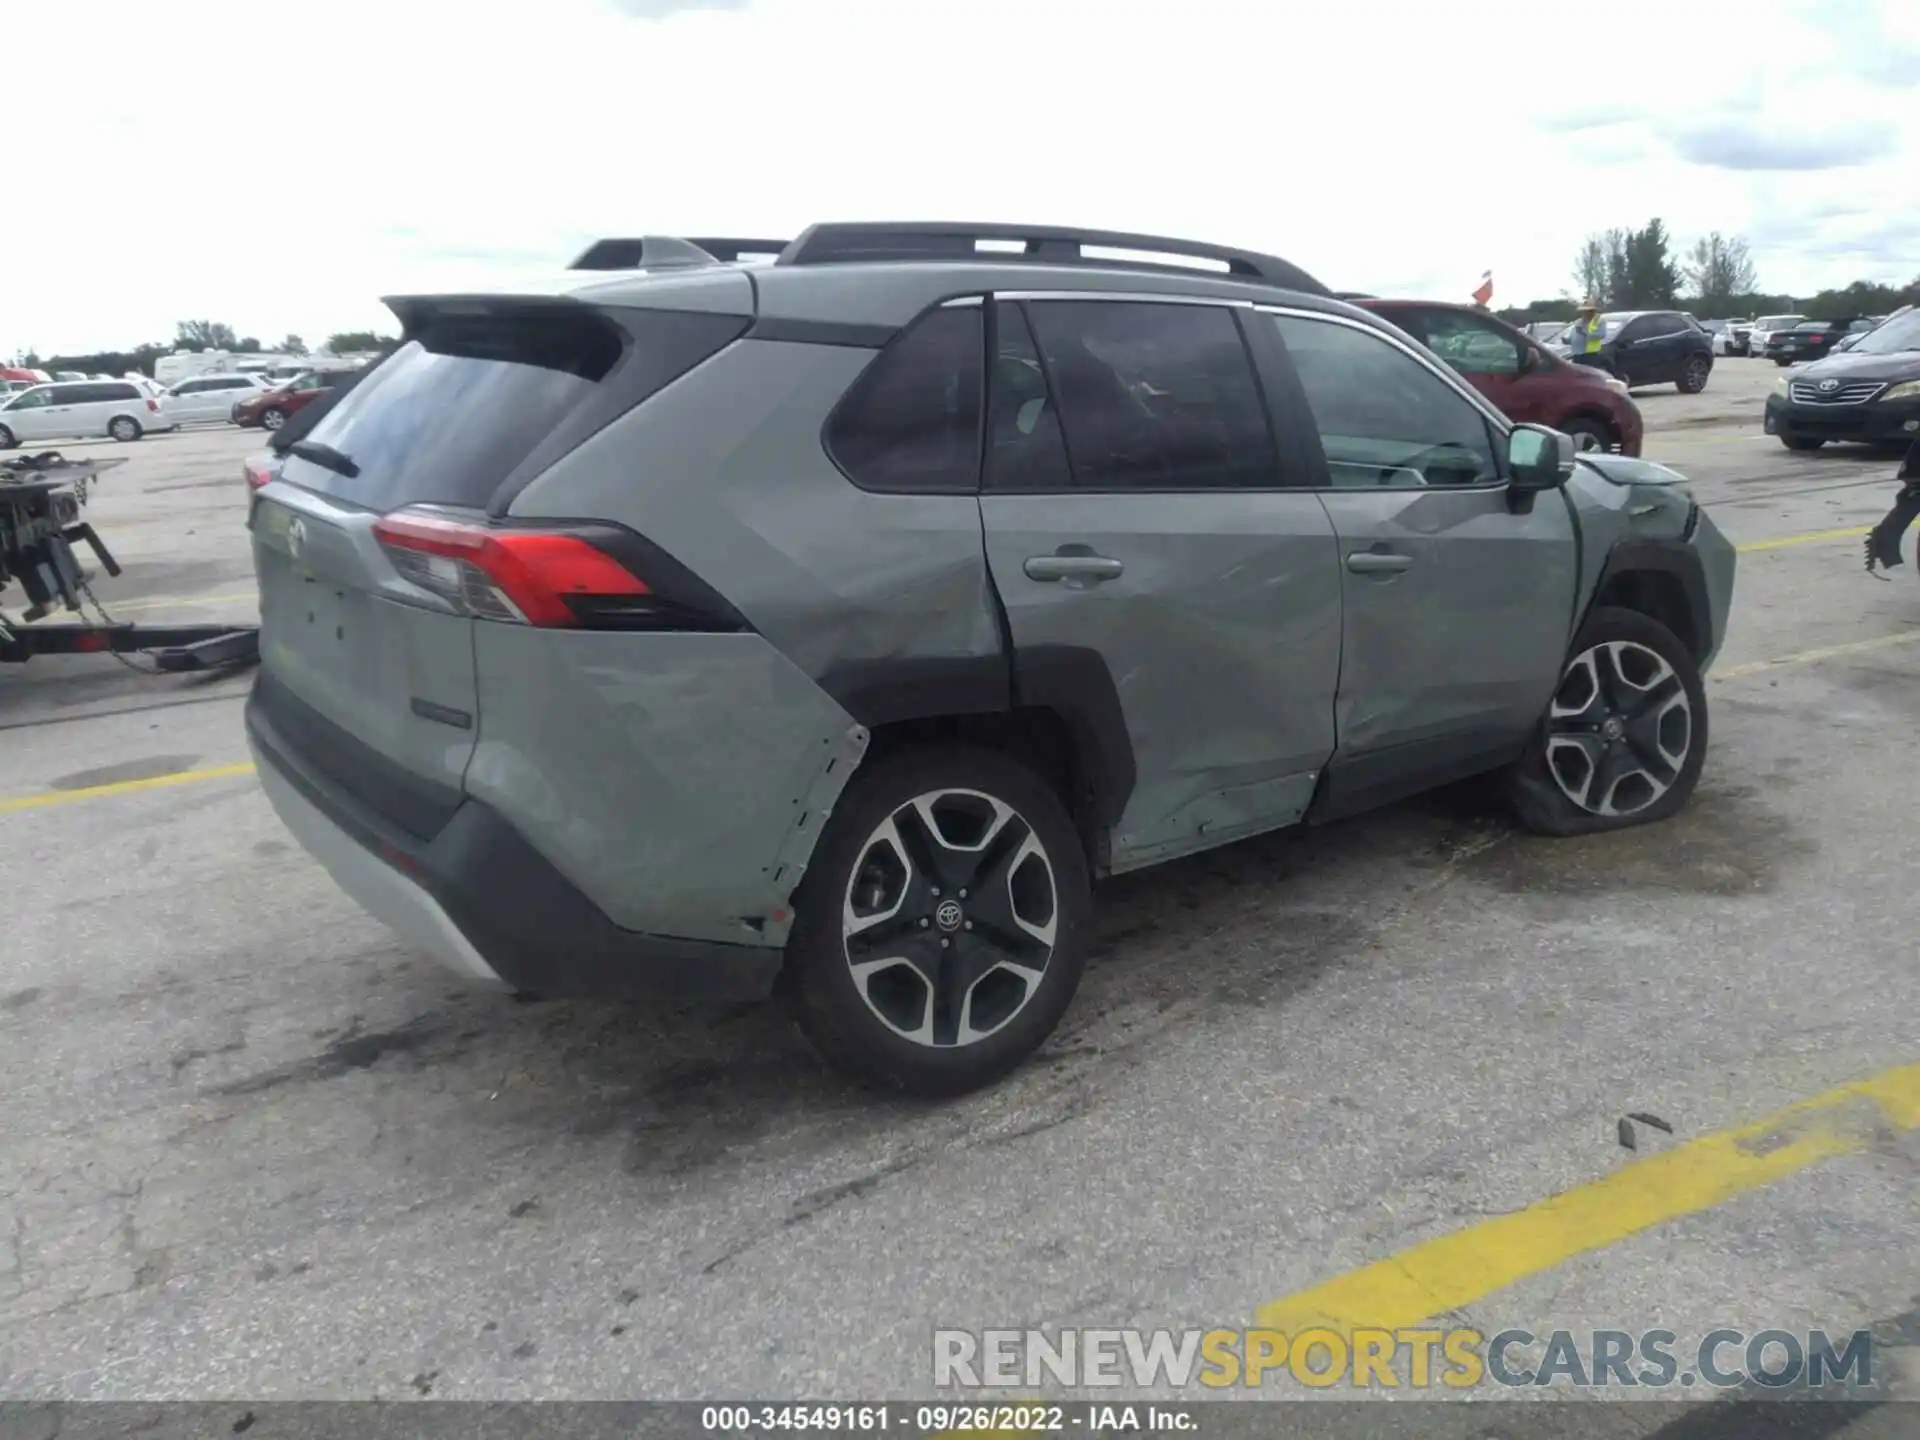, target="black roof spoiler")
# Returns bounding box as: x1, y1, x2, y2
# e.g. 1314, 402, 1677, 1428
775, 221, 1329, 295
